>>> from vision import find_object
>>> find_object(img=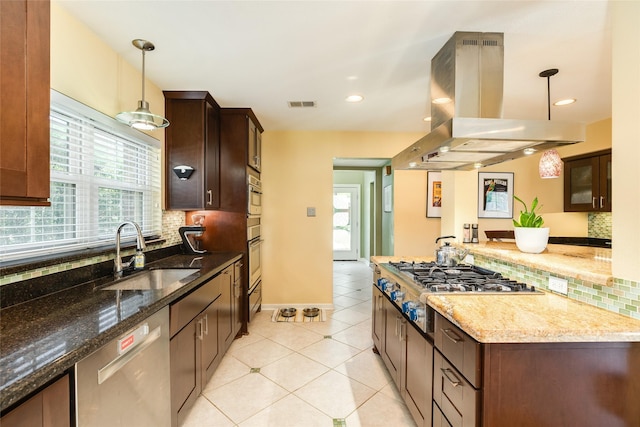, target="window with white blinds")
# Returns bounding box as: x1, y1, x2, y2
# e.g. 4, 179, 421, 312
0, 90, 162, 262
